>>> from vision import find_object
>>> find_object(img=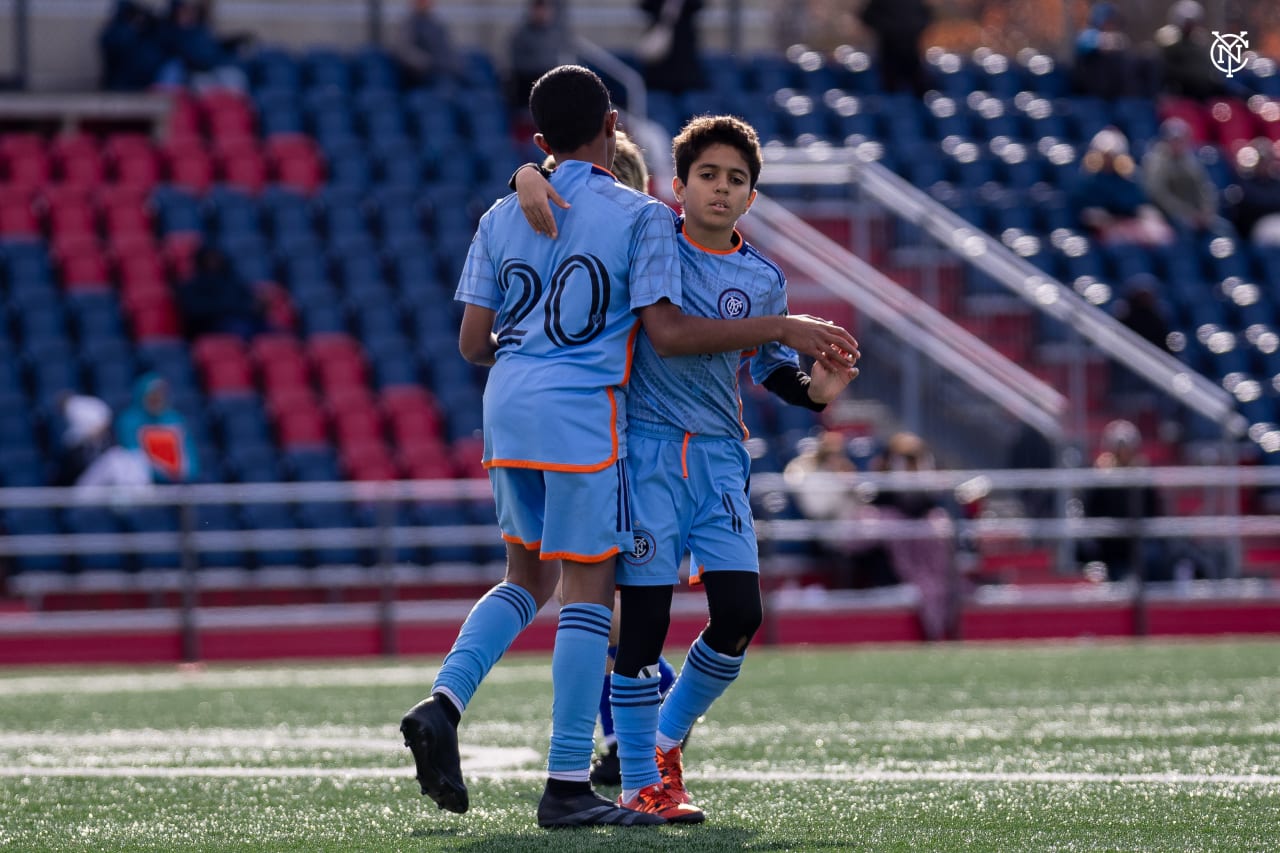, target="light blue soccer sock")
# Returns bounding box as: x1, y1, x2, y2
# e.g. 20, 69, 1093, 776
547, 603, 613, 779
657, 635, 744, 747
431, 581, 537, 713
611, 671, 663, 799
